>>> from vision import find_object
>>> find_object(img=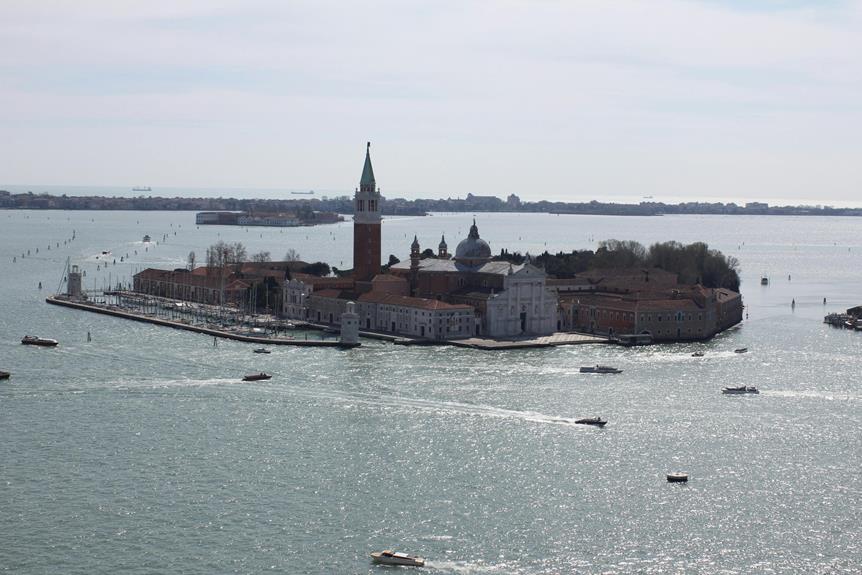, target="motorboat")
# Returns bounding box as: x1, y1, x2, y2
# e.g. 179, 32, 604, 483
666, 472, 689, 483
760, 276, 769, 286
142, 235, 151, 242
691, 351, 705, 357
242, 372, 272, 382
370, 550, 425, 567
733, 347, 748, 354
580, 365, 622, 374
21, 335, 59, 347
0, 371, 10, 380
253, 348, 271, 354
722, 385, 759, 395
575, 417, 607, 427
